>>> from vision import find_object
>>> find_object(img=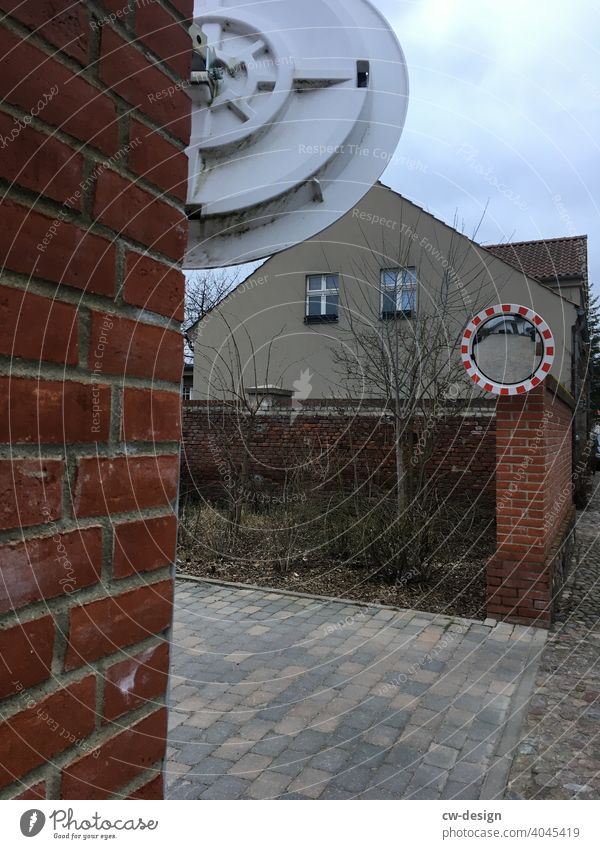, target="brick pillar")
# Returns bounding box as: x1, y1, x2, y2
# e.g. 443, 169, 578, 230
488, 379, 575, 627
0, 0, 192, 799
